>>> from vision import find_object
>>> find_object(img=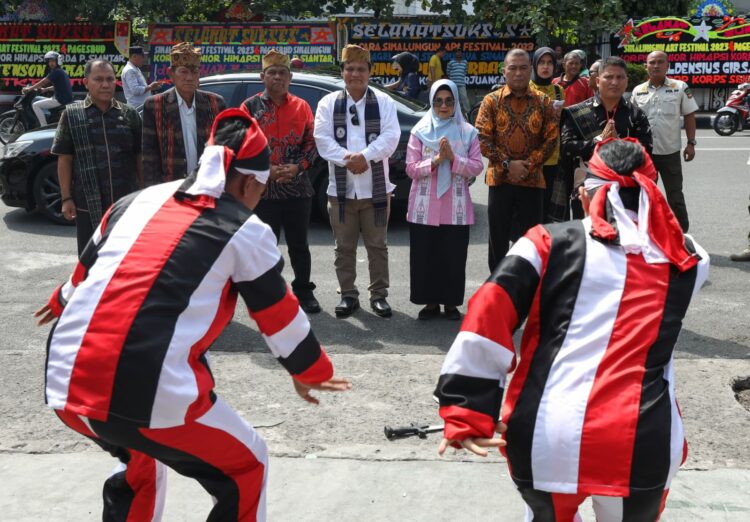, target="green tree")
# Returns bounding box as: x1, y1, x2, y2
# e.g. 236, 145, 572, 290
462, 0, 625, 46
